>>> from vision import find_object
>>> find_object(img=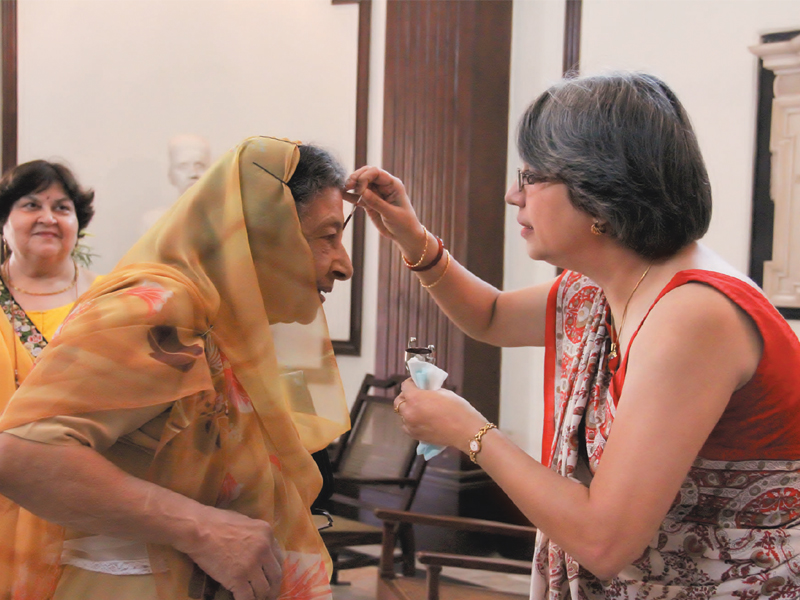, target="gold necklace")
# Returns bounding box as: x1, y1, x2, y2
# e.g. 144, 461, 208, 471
608, 264, 652, 360
2, 258, 79, 296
